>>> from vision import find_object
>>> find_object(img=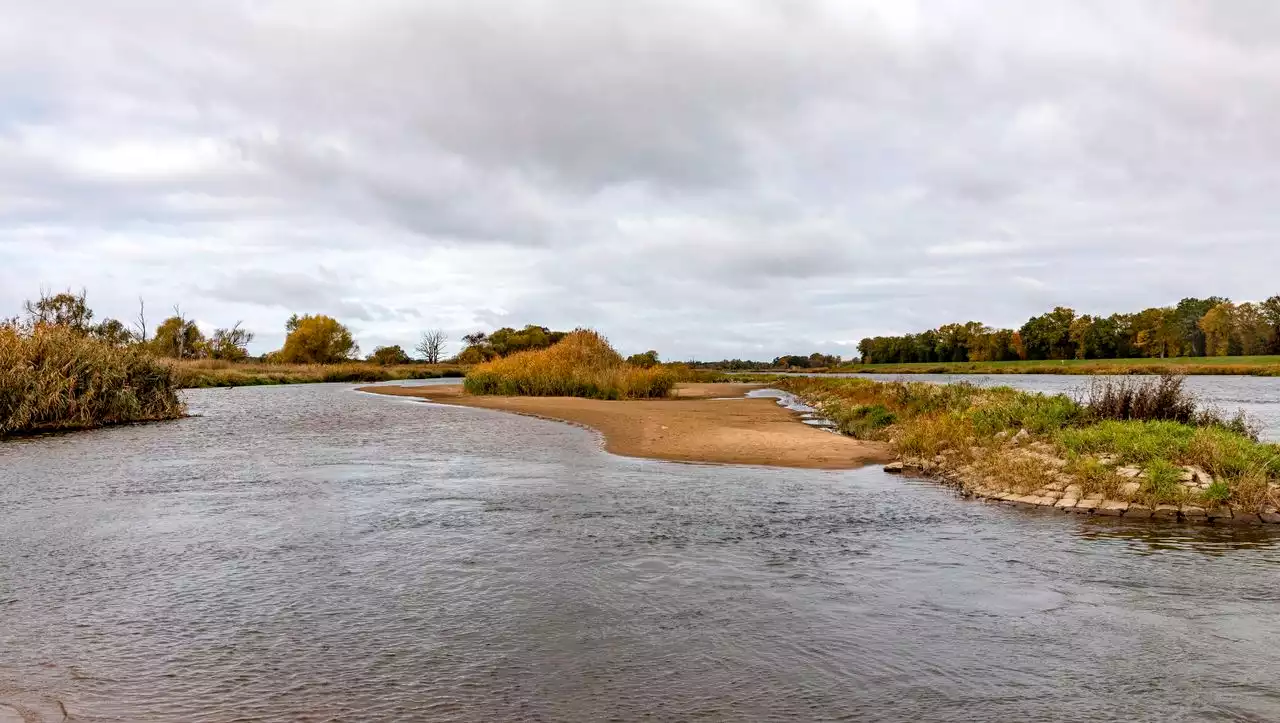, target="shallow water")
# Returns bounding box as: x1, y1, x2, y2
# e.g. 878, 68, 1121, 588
2, 381, 1280, 721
